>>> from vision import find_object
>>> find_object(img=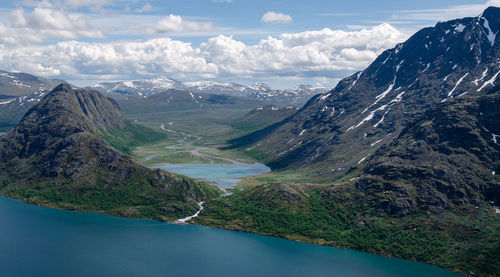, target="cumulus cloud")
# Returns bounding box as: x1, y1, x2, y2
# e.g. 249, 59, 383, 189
153, 14, 213, 33
261, 11, 293, 24
0, 24, 407, 83
0, 8, 103, 44
213, 0, 234, 3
